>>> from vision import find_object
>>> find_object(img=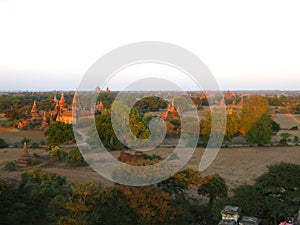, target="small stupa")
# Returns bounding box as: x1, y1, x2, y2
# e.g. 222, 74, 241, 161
17, 142, 31, 167
31, 101, 42, 121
